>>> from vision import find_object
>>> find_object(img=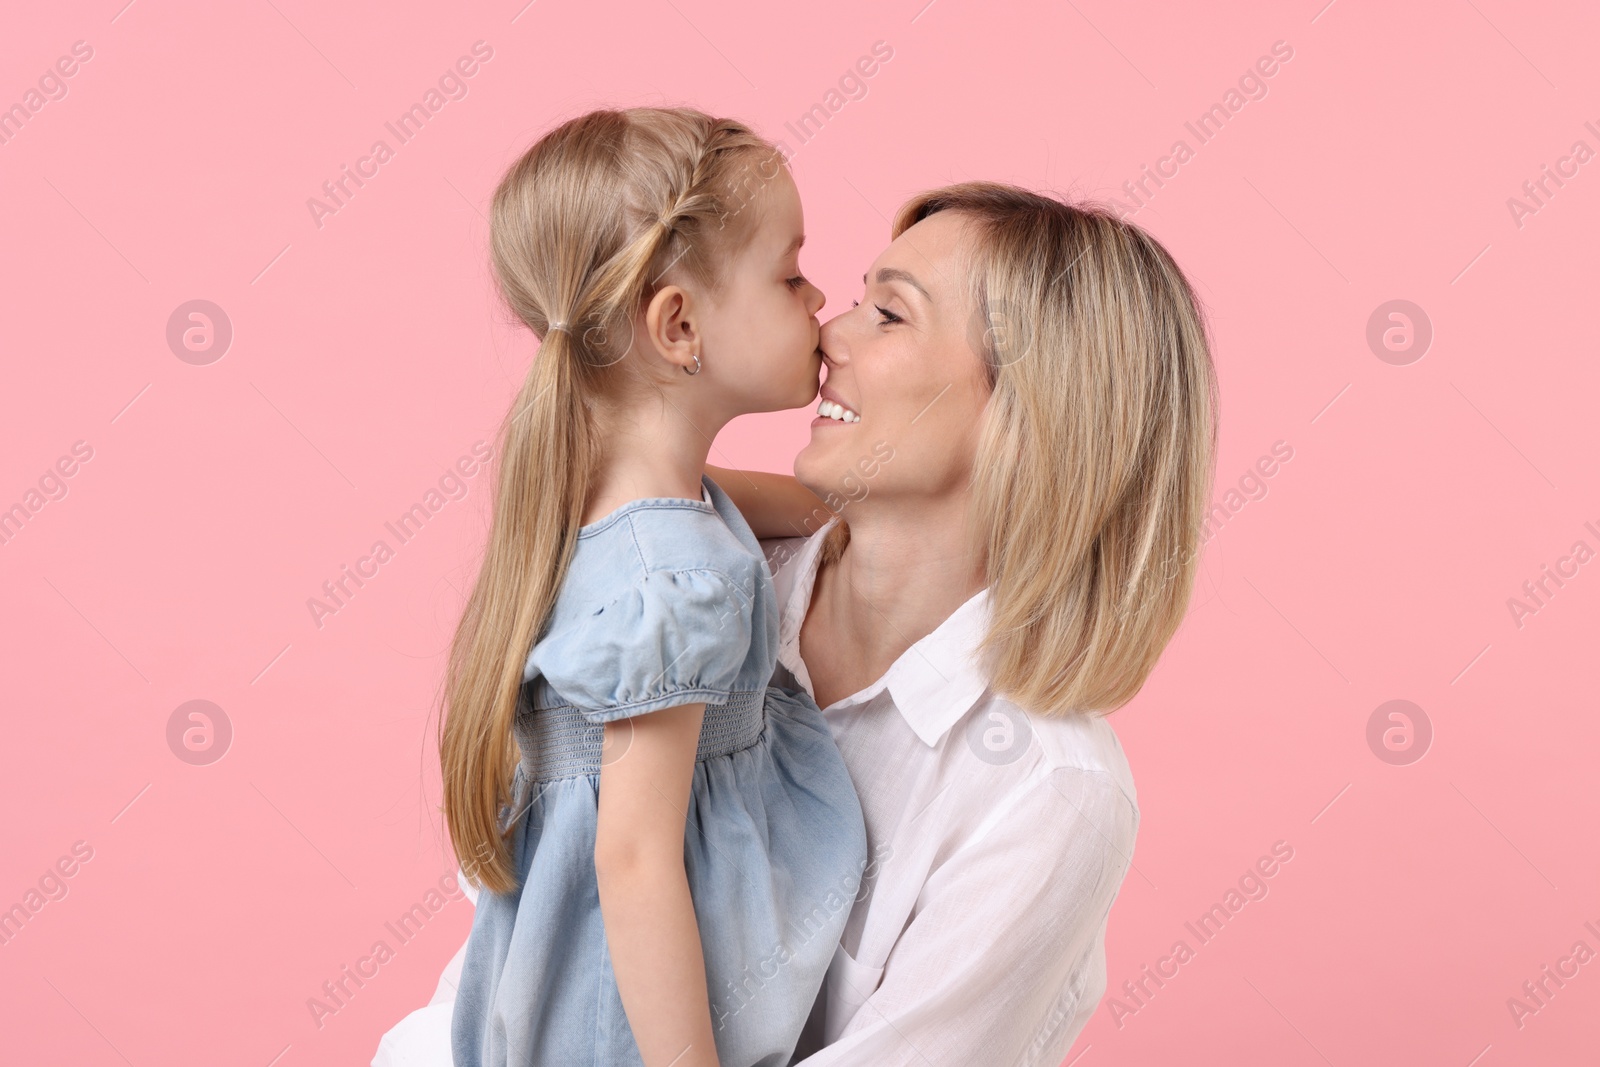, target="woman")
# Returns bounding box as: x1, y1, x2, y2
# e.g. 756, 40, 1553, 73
374, 179, 1217, 1066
